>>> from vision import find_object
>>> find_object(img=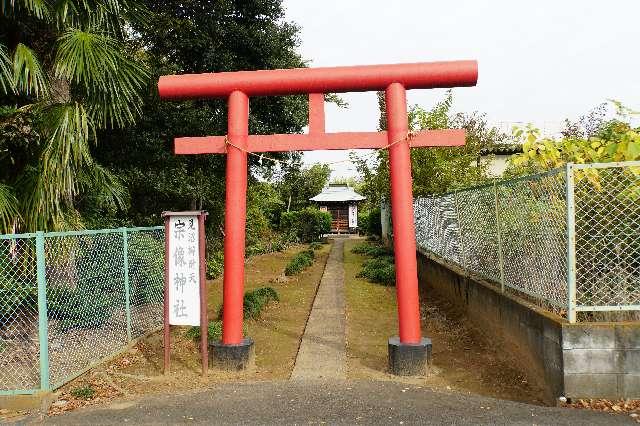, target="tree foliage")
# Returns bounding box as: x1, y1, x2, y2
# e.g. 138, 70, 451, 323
0, 0, 149, 232
353, 90, 506, 208
506, 101, 640, 176
92, 0, 310, 237
274, 159, 331, 213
